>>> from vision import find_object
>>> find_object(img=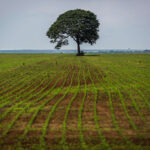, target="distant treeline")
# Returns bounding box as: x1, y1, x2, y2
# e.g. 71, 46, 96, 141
0, 49, 150, 54
91, 49, 150, 53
